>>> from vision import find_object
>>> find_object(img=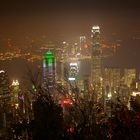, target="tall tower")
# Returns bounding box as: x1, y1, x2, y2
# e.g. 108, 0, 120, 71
0, 70, 11, 128
43, 51, 55, 88
91, 26, 102, 88
124, 69, 136, 88
79, 36, 86, 55
68, 62, 79, 81
11, 80, 20, 107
